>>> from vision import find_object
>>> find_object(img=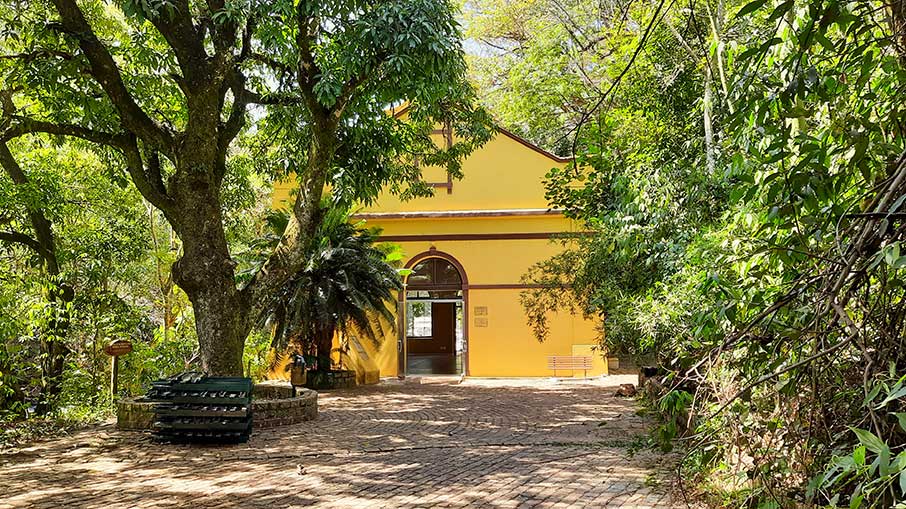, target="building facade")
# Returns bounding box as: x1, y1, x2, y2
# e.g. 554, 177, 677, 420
272, 122, 606, 379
